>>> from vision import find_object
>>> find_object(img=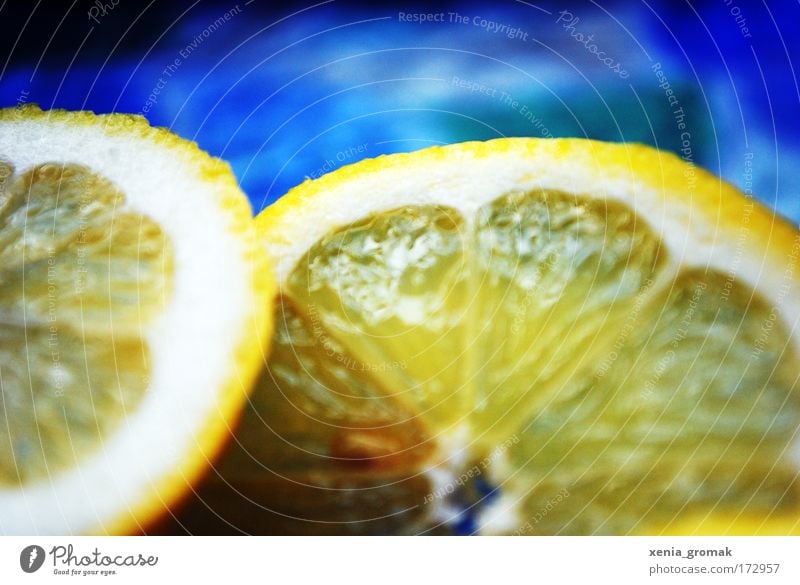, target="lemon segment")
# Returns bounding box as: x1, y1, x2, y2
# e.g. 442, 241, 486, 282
195, 137, 800, 535
505, 270, 799, 534
472, 189, 666, 442
286, 205, 472, 433
0, 331, 149, 486
0, 163, 172, 486
231, 298, 431, 473
0, 164, 171, 333
200, 299, 434, 533
0, 106, 273, 535
261, 195, 799, 534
